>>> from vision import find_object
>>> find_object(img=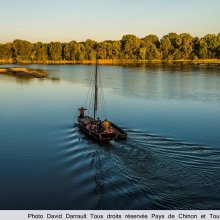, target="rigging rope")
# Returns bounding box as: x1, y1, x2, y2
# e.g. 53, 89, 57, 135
88, 77, 94, 116
73, 108, 78, 123
82, 56, 108, 120
84, 71, 94, 108
98, 67, 107, 119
